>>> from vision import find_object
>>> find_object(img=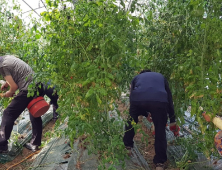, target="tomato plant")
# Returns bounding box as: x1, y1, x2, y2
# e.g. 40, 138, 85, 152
141, 0, 222, 157
30, 0, 142, 168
